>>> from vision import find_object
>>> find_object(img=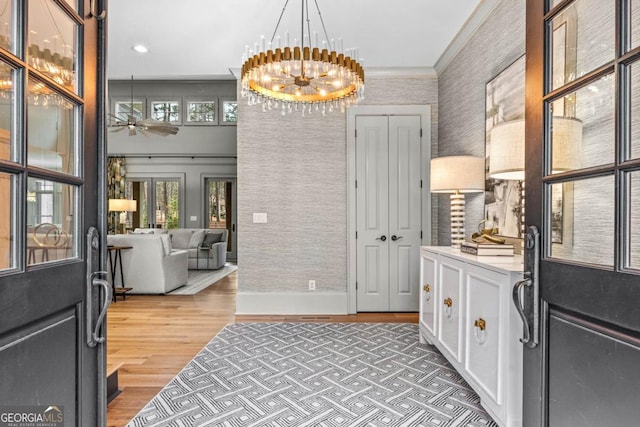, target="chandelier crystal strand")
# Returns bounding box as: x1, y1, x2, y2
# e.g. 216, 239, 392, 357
240, 0, 364, 115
